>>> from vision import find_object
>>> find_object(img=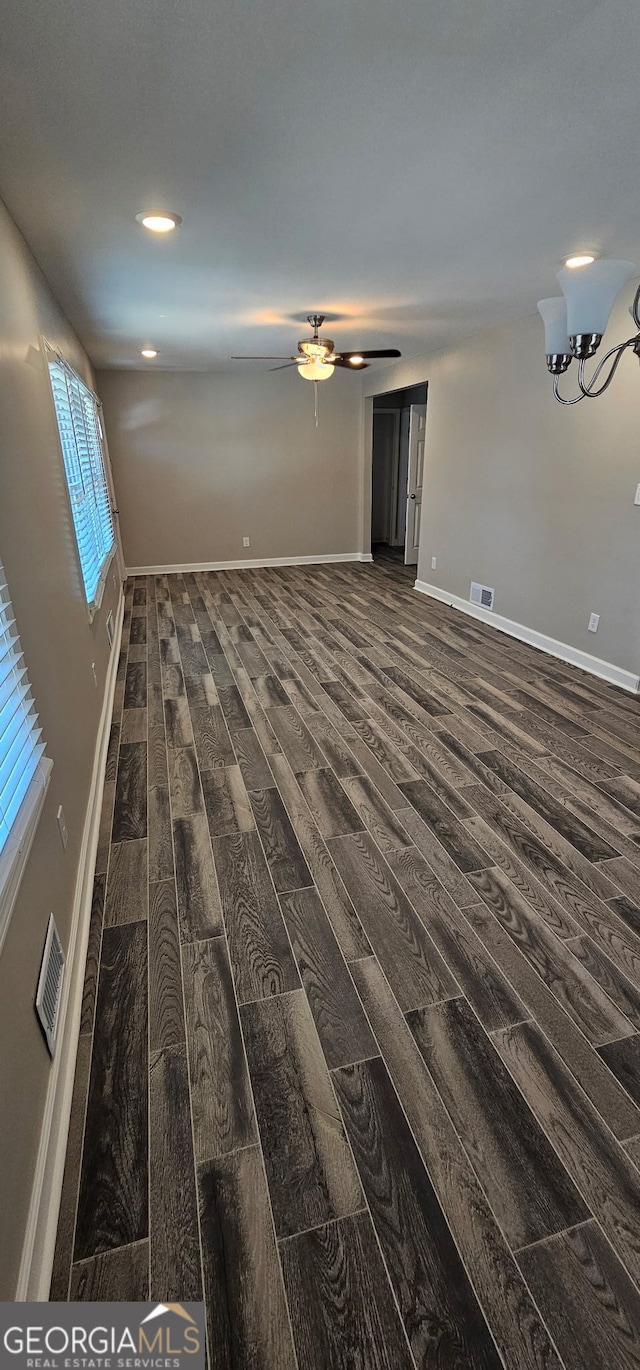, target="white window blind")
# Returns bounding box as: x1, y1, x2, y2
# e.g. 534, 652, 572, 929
0, 564, 48, 856
49, 356, 115, 615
